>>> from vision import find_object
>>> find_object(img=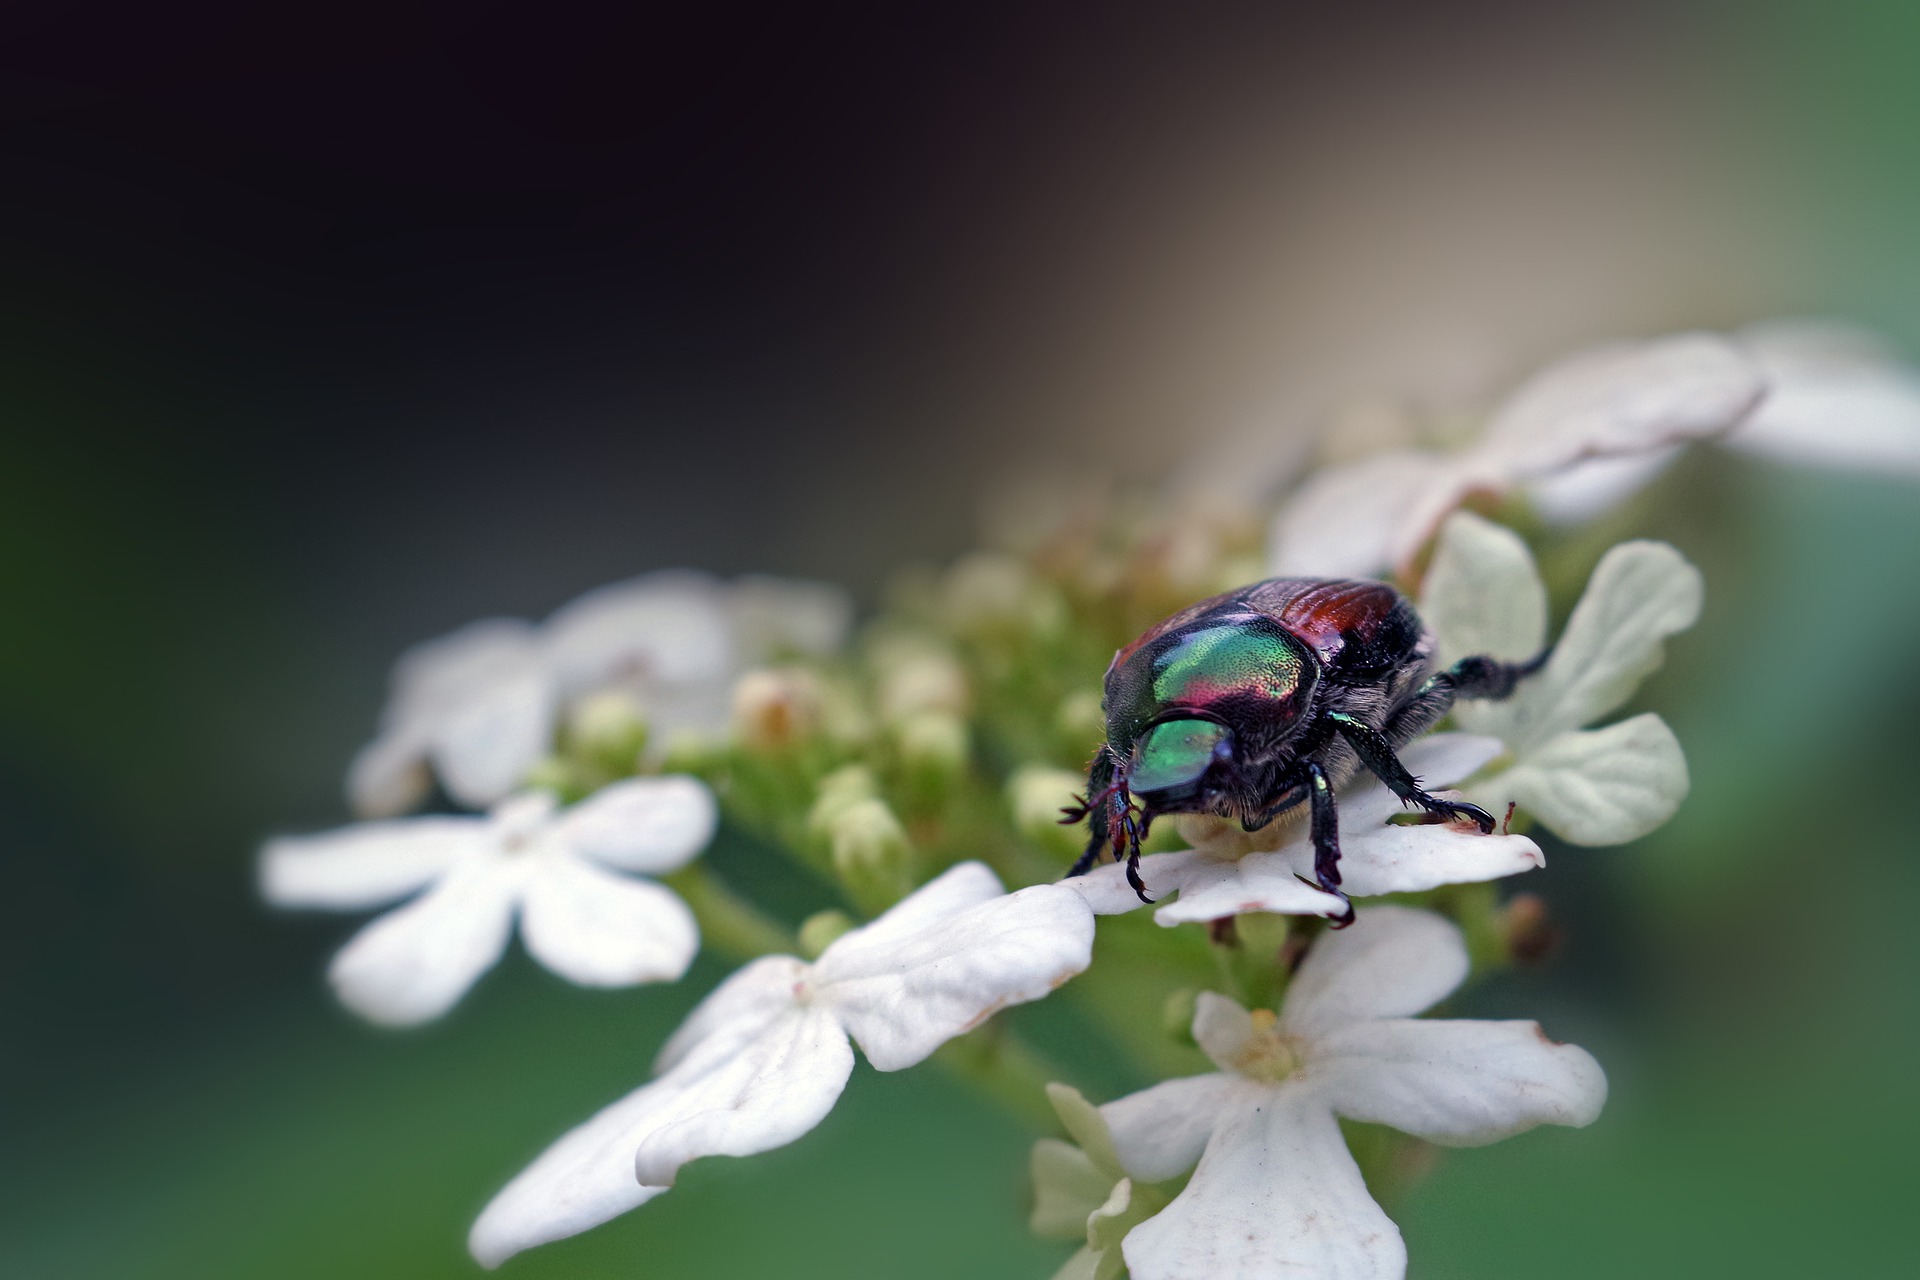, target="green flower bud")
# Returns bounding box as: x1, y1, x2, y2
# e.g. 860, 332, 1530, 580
808, 764, 880, 839
1006, 764, 1089, 859
1054, 689, 1106, 753
826, 796, 914, 910
1161, 988, 1199, 1047
872, 638, 970, 723
896, 710, 970, 776
565, 689, 648, 771
797, 909, 857, 959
